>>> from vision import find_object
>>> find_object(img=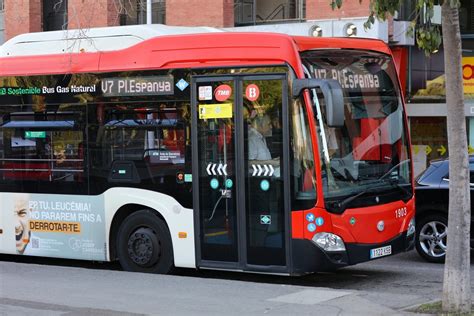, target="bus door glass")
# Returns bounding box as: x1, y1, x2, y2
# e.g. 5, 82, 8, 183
193, 79, 239, 264
192, 75, 289, 271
